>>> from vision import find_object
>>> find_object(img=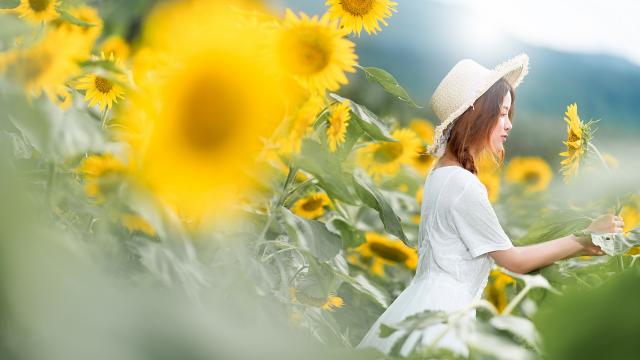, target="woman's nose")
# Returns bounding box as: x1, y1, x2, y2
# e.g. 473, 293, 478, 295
505, 118, 513, 131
